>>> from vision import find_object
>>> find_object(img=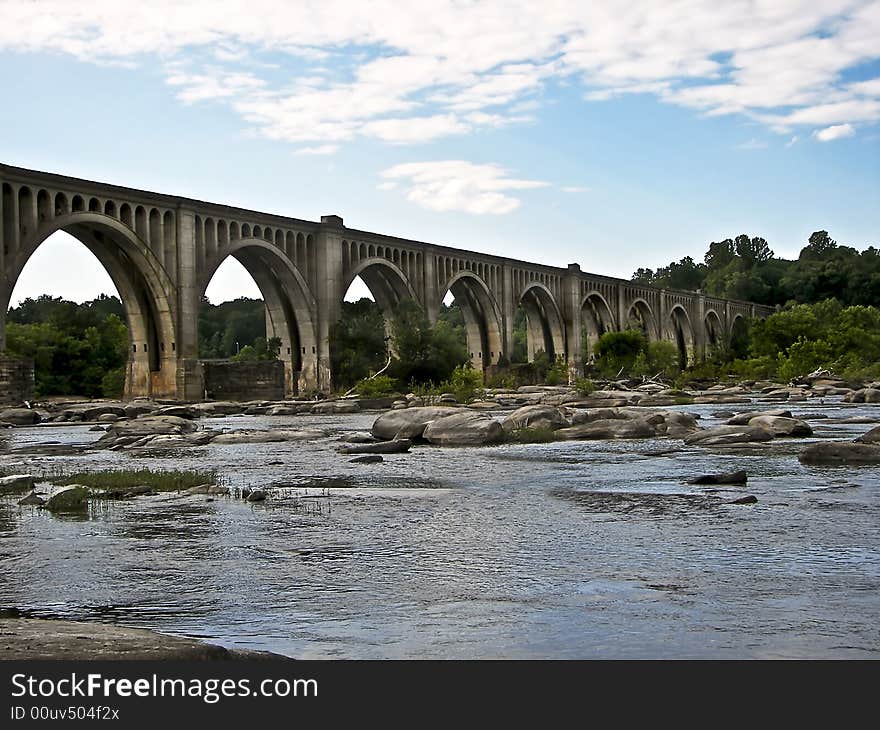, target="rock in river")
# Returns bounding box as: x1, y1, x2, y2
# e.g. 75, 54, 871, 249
747, 415, 813, 437
684, 425, 774, 446
0, 475, 36, 493
729, 495, 758, 505
798, 442, 880, 465
726, 409, 791, 426
340, 439, 411, 454
18, 490, 46, 506
689, 470, 748, 485
44, 485, 90, 512
0, 408, 39, 425
554, 418, 656, 440
350, 455, 384, 464
855, 426, 880, 444
371, 407, 460, 440
423, 412, 504, 446
501, 405, 569, 432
